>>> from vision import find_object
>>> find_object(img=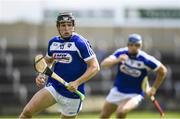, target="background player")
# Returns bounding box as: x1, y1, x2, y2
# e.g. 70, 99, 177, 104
19, 12, 100, 119
100, 34, 167, 119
